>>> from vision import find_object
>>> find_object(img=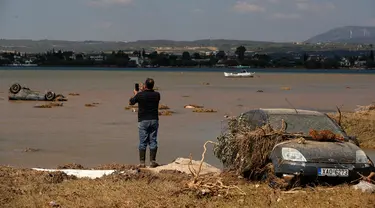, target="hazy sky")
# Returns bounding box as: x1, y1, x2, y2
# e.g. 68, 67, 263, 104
0, 0, 374, 42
